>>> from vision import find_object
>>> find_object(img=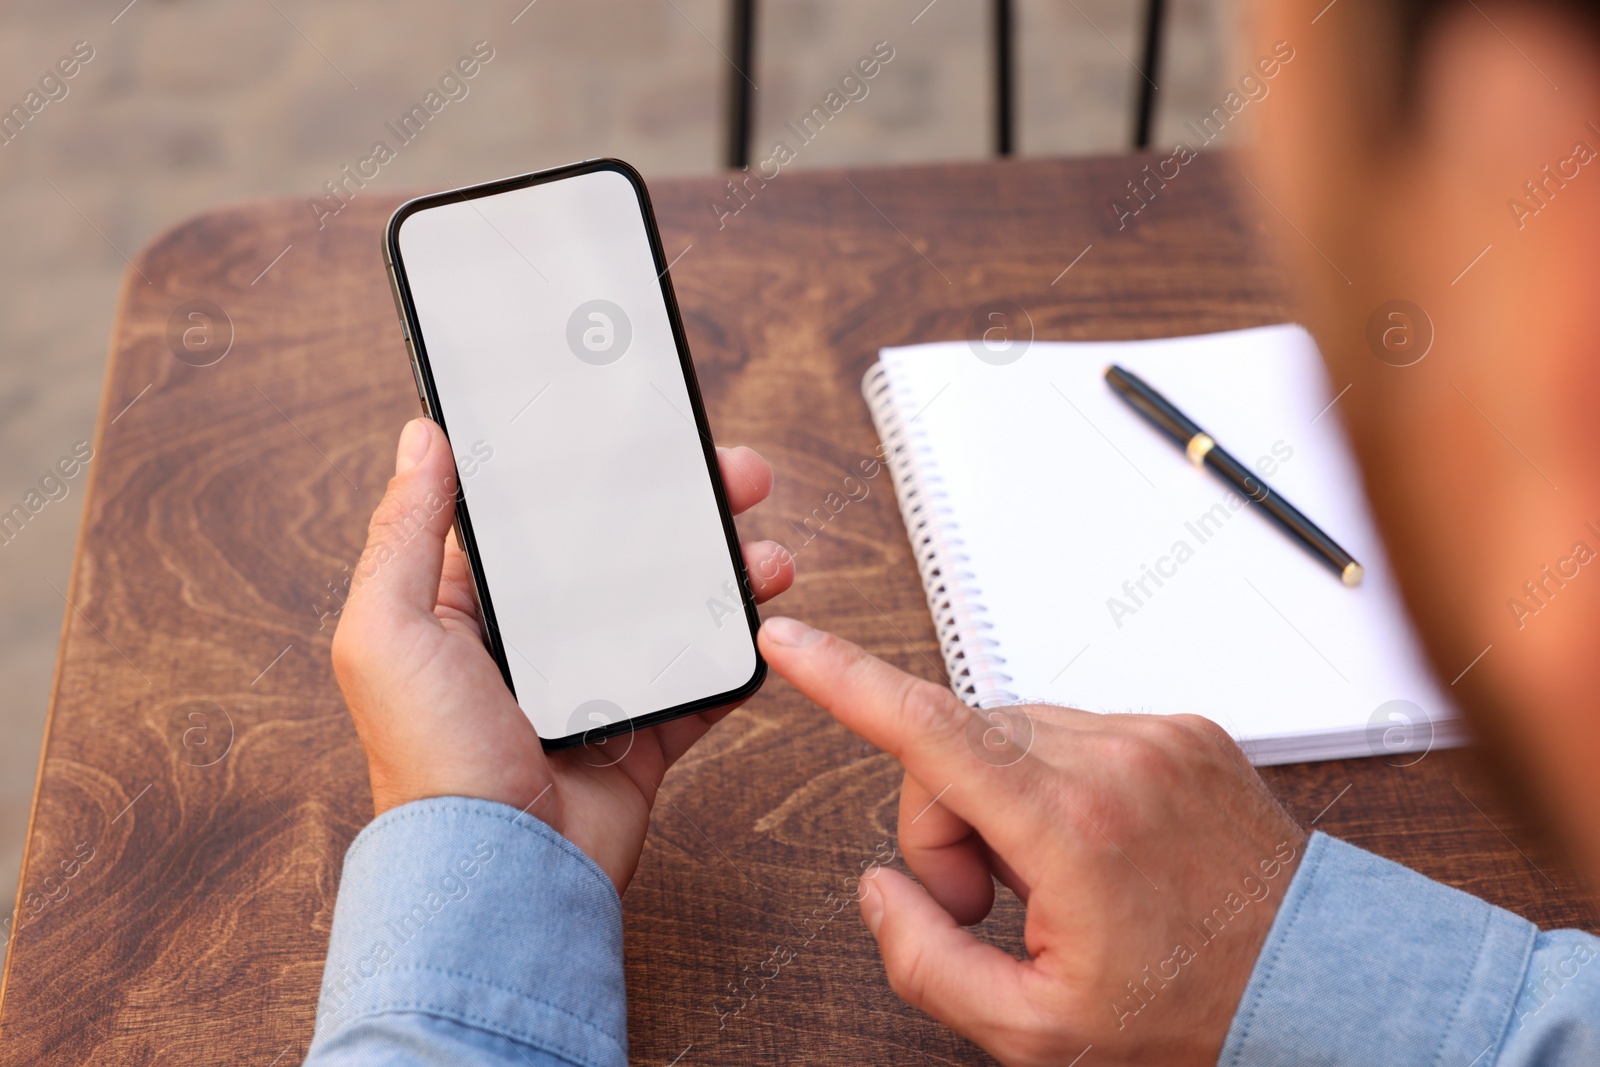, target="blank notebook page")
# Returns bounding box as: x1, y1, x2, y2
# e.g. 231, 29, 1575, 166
865, 324, 1463, 765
